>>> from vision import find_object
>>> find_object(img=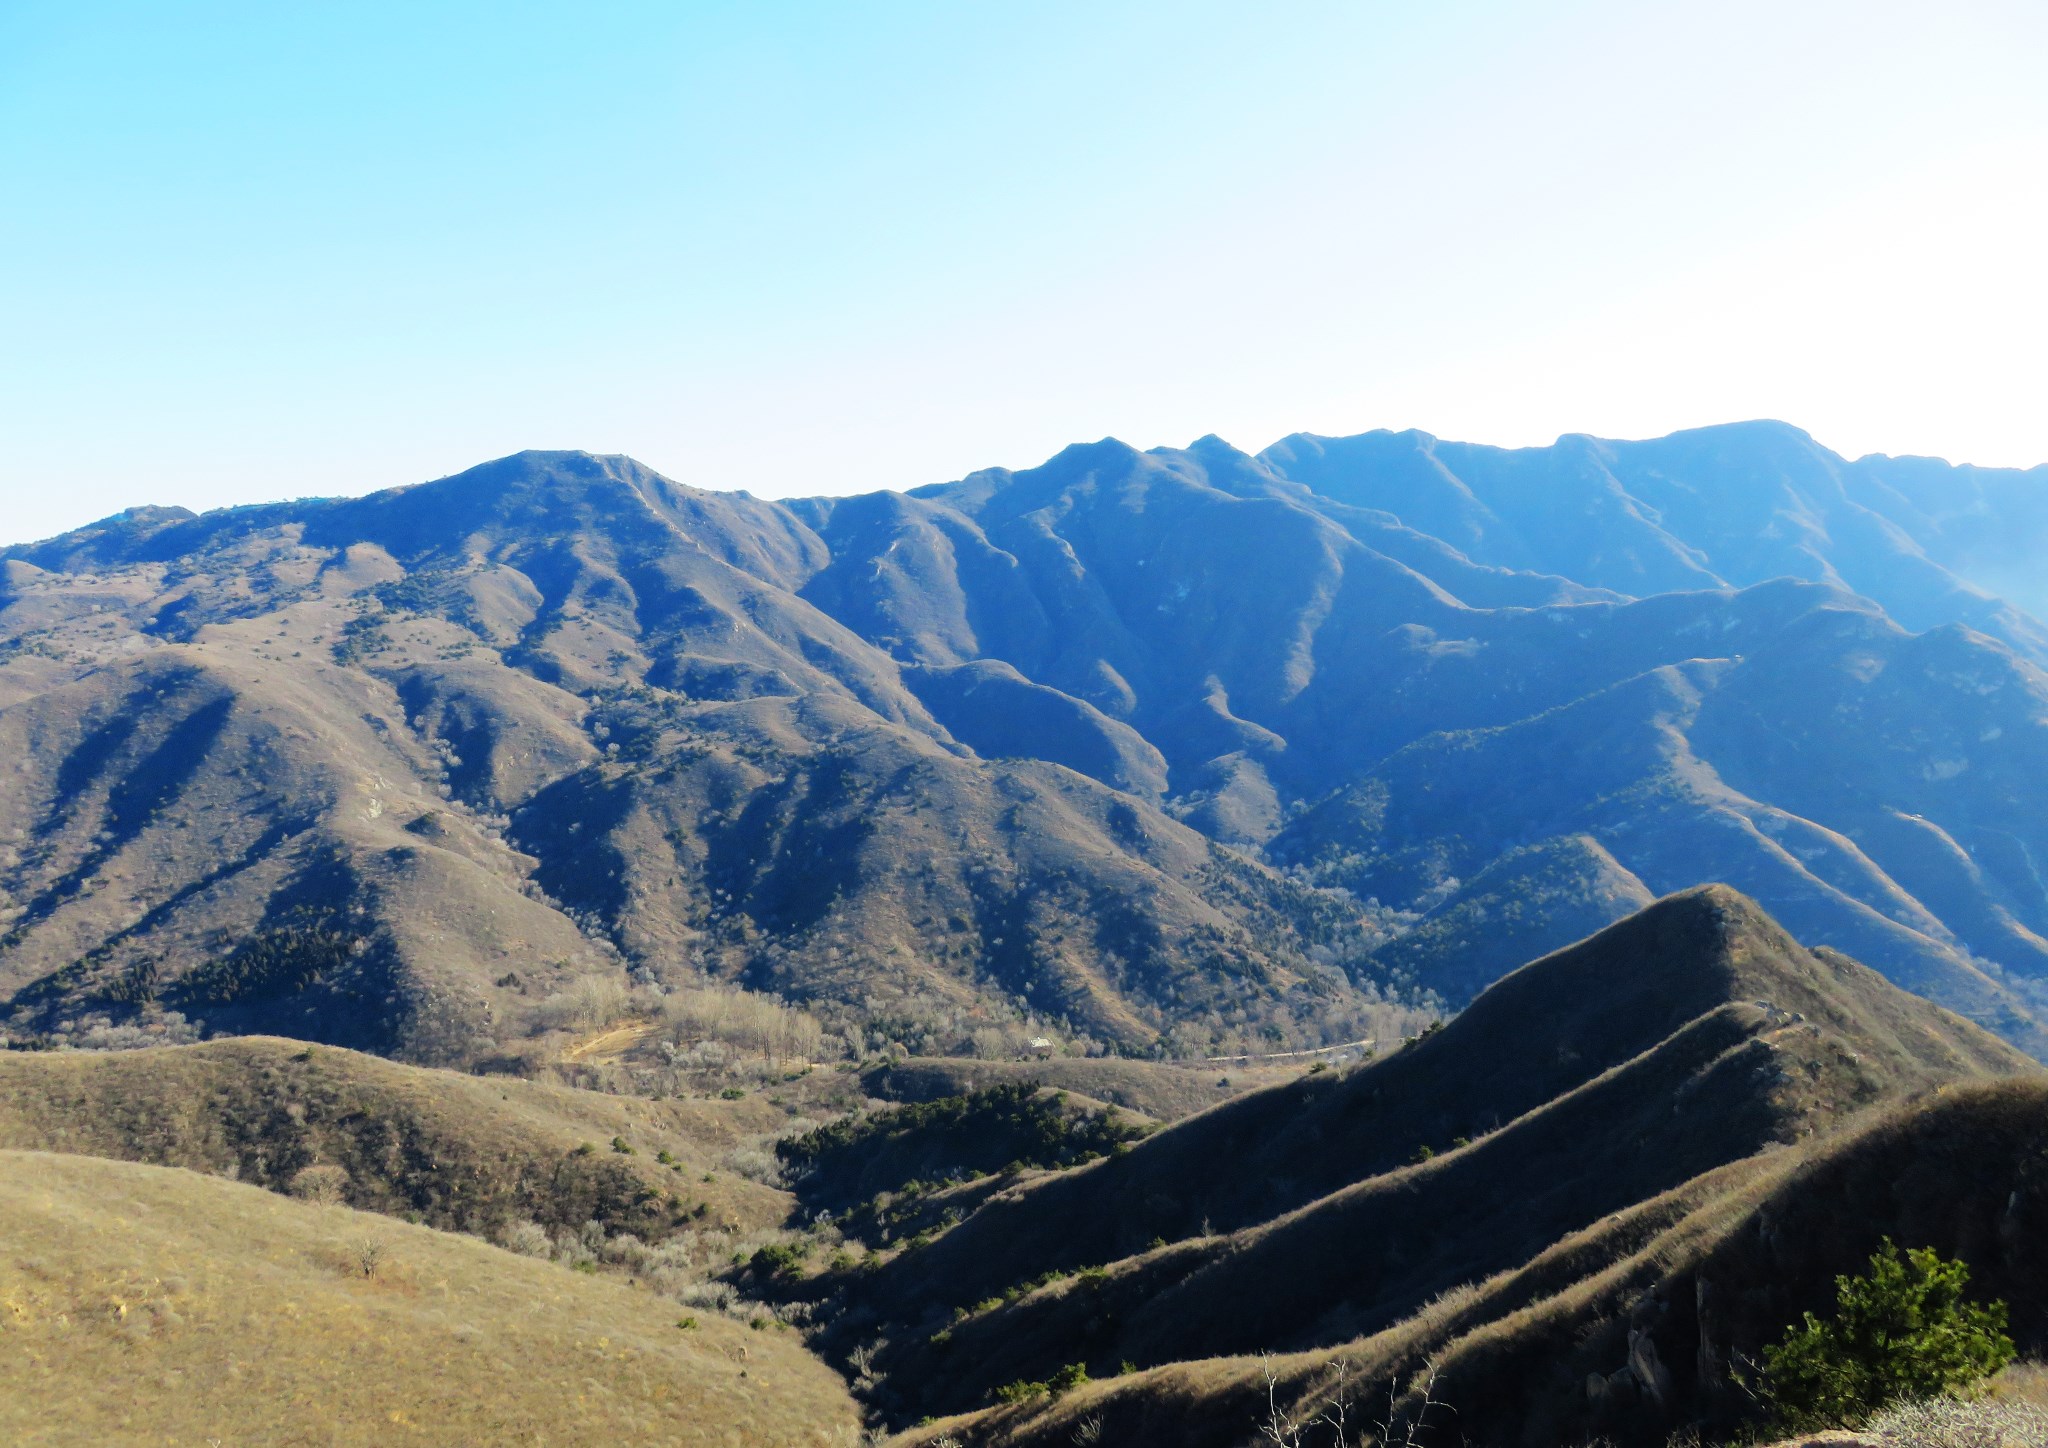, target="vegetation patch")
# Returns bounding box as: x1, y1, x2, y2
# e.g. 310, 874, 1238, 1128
778, 1081, 1150, 1215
